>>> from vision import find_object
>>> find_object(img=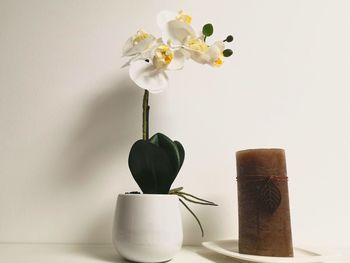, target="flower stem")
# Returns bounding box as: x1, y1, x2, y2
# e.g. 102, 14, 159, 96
142, 90, 149, 140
